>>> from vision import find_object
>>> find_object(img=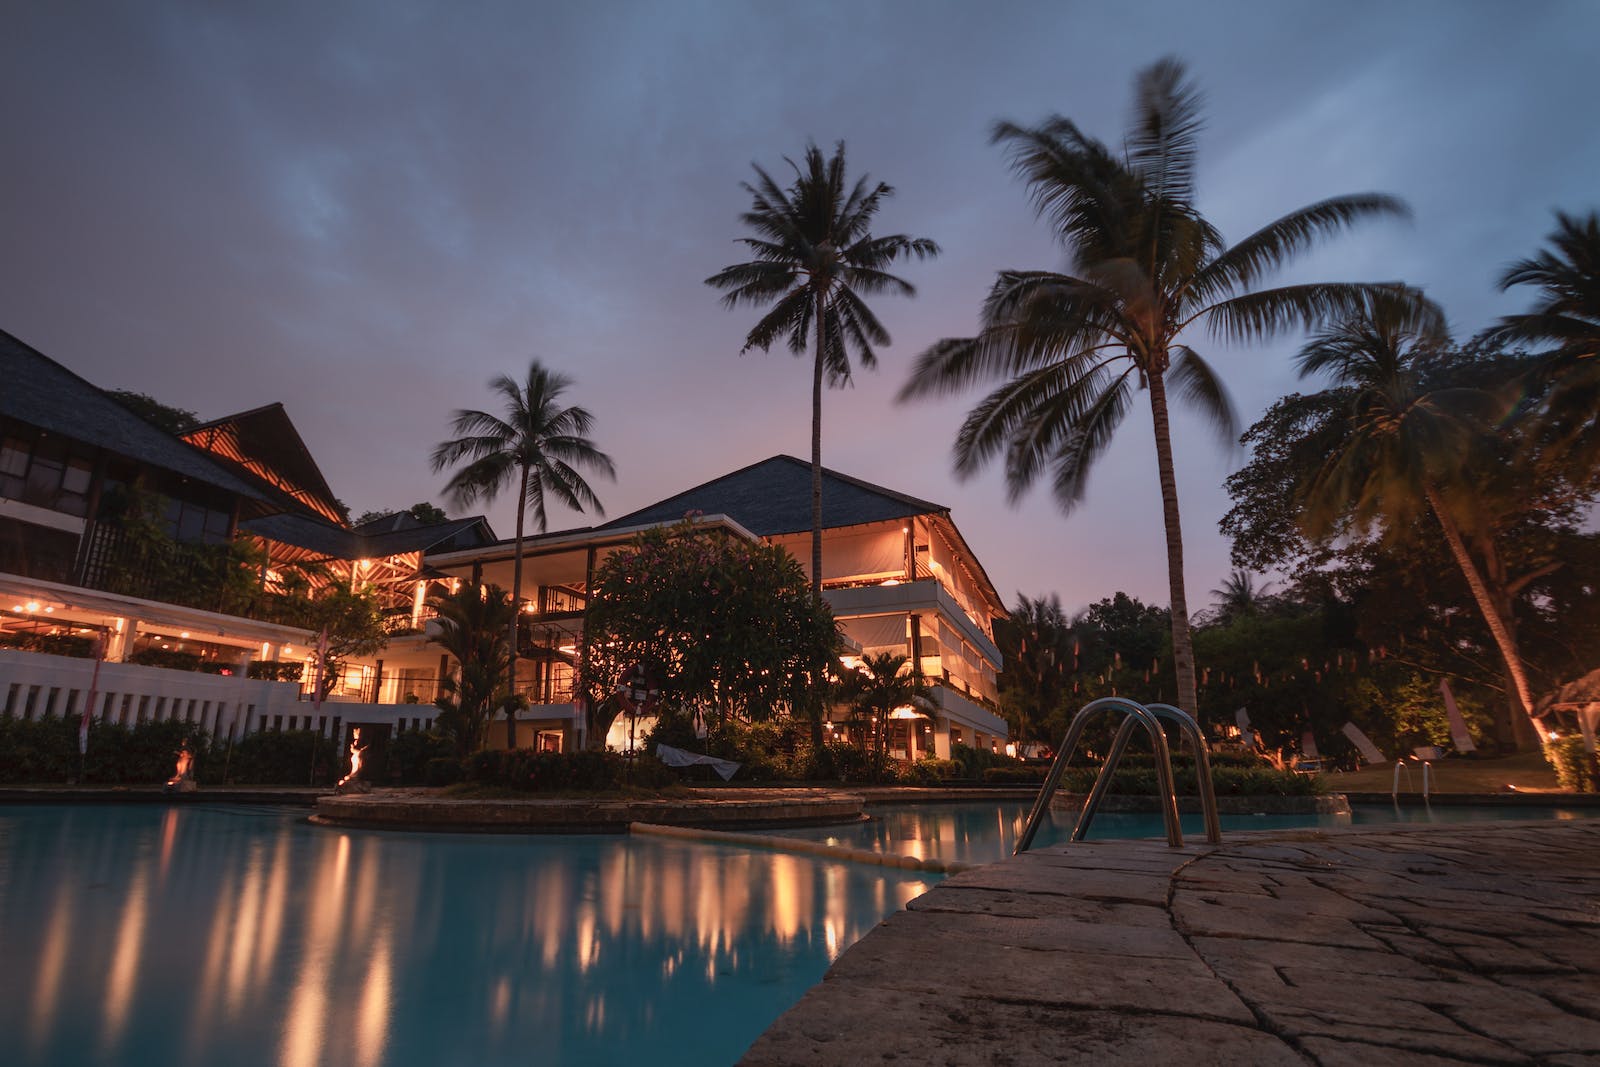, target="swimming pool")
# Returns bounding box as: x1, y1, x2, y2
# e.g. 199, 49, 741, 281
0, 804, 934, 1067
760, 799, 1600, 866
